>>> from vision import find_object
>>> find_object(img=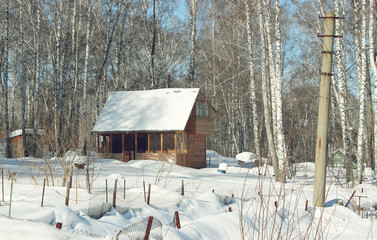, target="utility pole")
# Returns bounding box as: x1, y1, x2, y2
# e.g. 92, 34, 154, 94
313, 11, 337, 207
